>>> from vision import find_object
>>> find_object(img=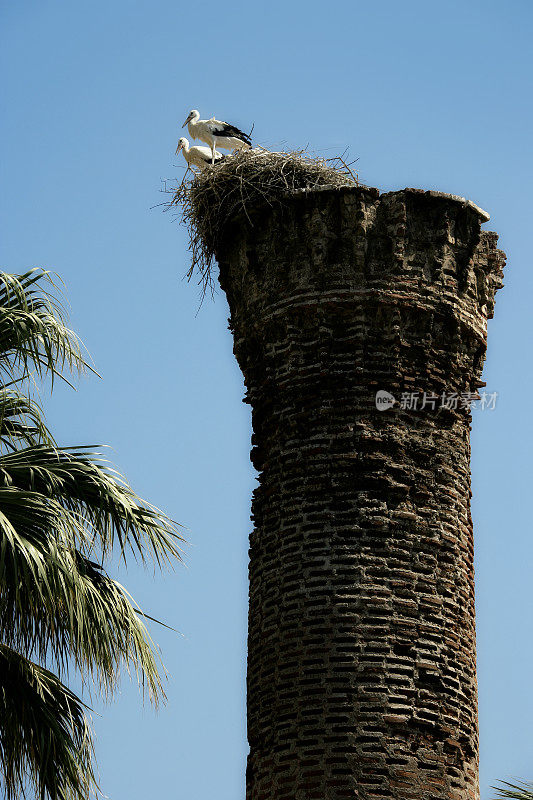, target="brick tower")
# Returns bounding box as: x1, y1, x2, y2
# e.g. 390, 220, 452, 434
215, 186, 505, 800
